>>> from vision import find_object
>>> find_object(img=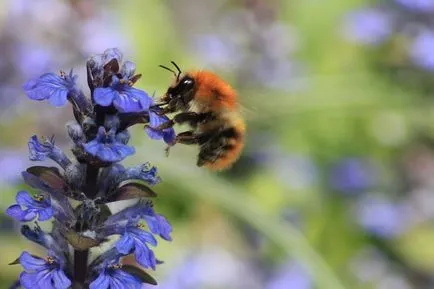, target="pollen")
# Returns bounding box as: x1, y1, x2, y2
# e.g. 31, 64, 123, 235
136, 222, 148, 230
34, 194, 45, 202
45, 256, 55, 264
